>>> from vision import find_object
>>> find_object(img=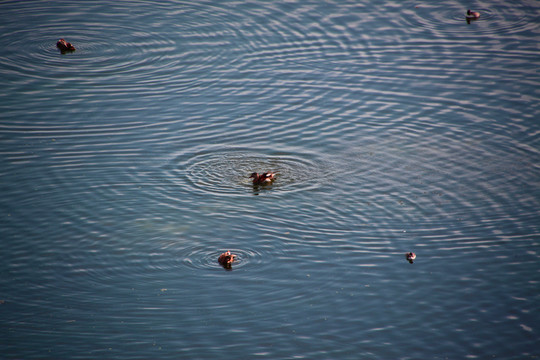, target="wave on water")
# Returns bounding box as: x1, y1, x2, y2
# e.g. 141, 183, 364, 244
163, 144, 336, 196
181, 246, 268, 272
0, 0, 235, 89
401, 1, 540, 37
